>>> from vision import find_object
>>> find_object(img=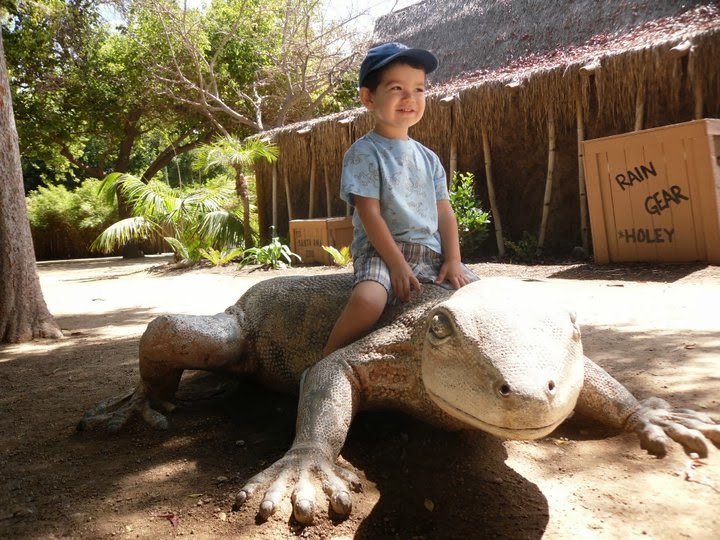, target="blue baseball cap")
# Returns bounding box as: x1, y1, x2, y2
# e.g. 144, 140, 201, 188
358, 42, 438, 88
